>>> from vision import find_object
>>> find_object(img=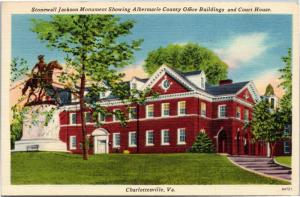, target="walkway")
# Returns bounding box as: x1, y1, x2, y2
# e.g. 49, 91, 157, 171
228, 156, 291, 181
